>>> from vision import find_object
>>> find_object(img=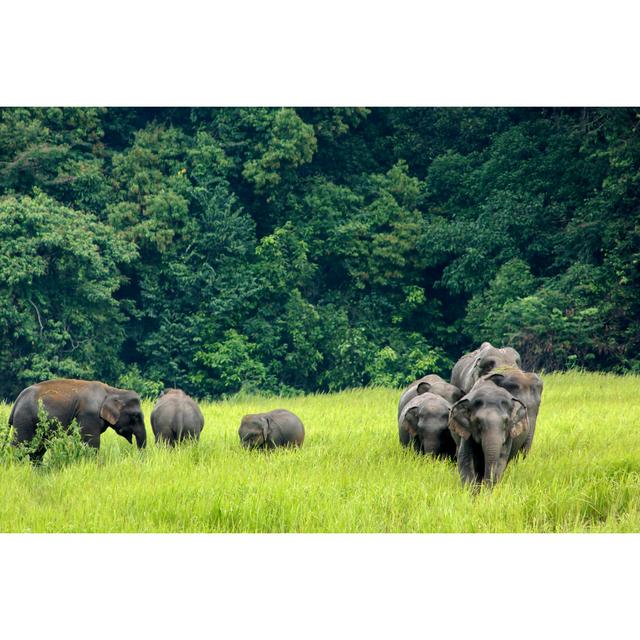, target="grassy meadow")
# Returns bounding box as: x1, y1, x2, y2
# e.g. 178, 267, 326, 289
0, 371, 638, 533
